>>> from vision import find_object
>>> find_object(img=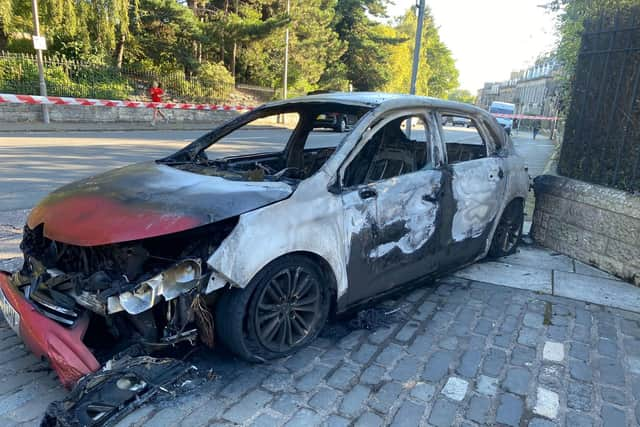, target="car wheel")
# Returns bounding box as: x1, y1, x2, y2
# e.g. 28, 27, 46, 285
215, 255, 330, 362
488, 199, 524, 257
